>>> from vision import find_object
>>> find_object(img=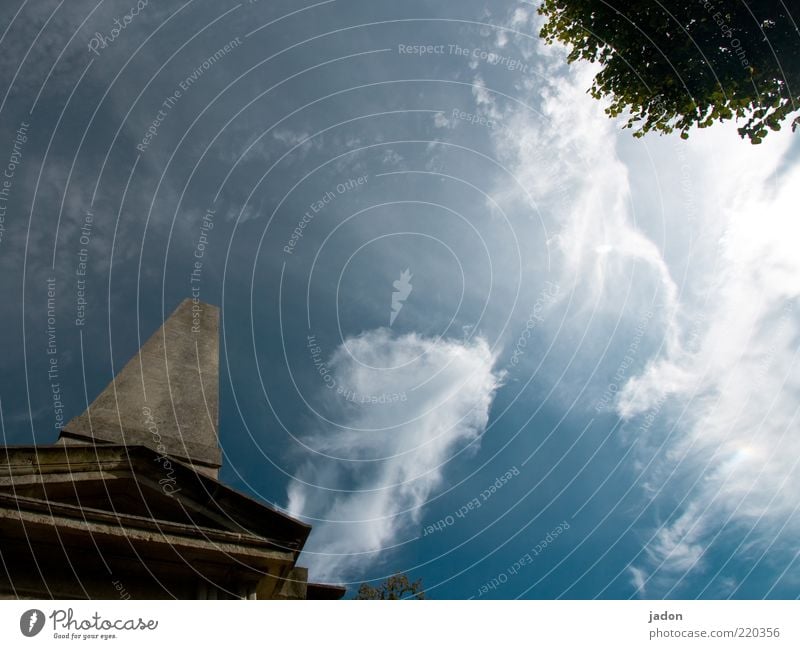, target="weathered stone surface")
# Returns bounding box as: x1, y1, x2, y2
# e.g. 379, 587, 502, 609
60, 299, 221, 475
0, 299, 346, 600
0, 445, 306, 600
270, 567, 308, 600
